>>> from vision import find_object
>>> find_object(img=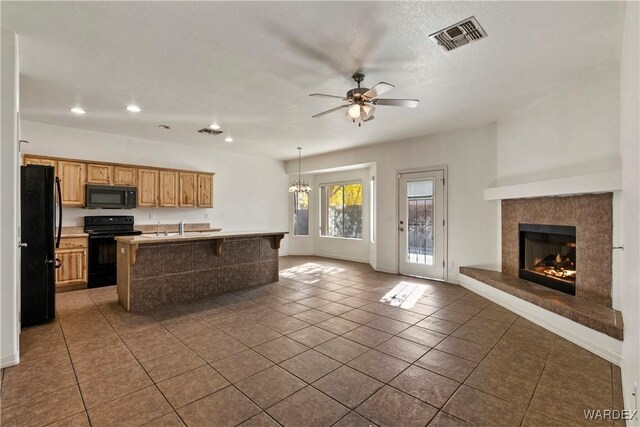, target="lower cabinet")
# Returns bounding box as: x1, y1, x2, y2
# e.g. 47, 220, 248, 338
55, 237, 88, 291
